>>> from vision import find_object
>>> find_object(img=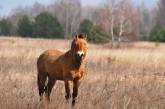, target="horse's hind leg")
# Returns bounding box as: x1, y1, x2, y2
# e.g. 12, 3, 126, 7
45, 76, 56, 102
37, 71, 47, 101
